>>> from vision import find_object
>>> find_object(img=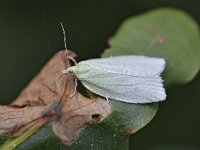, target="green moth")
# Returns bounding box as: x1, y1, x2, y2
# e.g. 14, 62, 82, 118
63, 55, 166, 103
